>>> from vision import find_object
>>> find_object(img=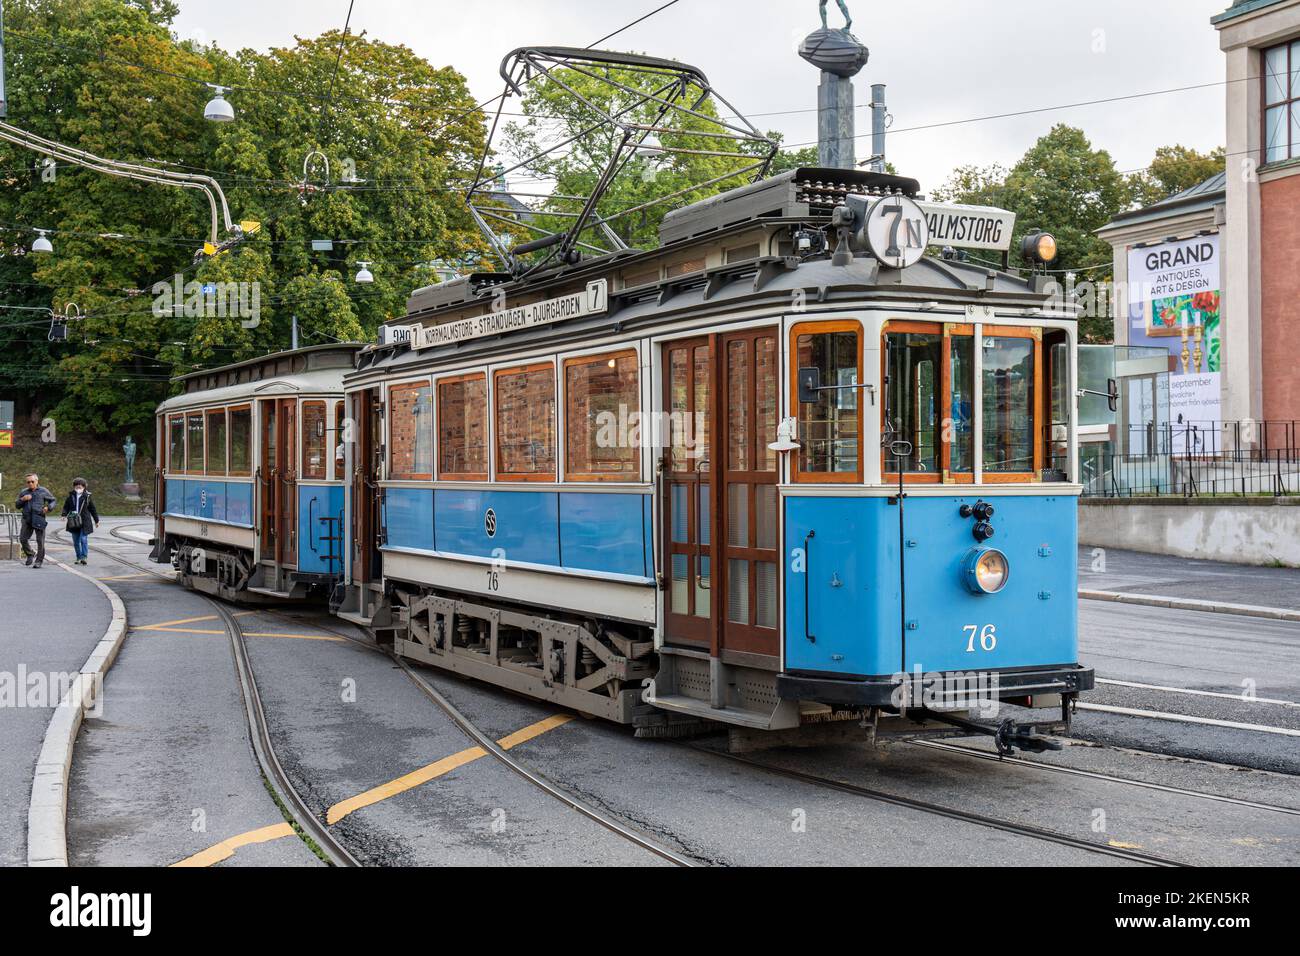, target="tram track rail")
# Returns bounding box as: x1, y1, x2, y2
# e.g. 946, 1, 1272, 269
97, 527, 696, 867
690, 745, 1189, 867
909, 739, 1300, 817
67, 530, 359, 866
